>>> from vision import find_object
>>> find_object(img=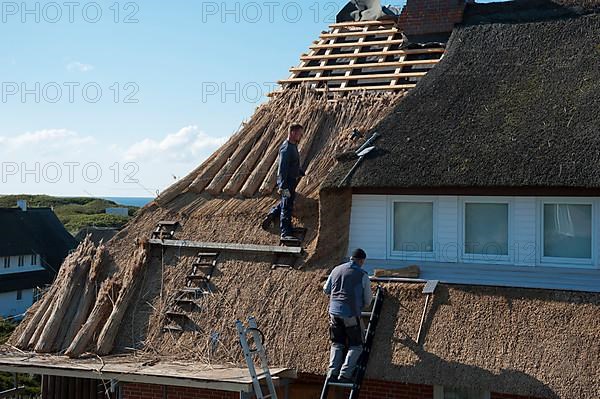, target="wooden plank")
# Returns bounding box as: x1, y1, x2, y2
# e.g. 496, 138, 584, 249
0, 356, 296, 394
300, 48, 445, 61
148, 239, 303, 255
279, 72, 426, 84
330, 20, 396, 28
313, 84, 416, 93
310, 39, 404, 49
320, 29, 398, 39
